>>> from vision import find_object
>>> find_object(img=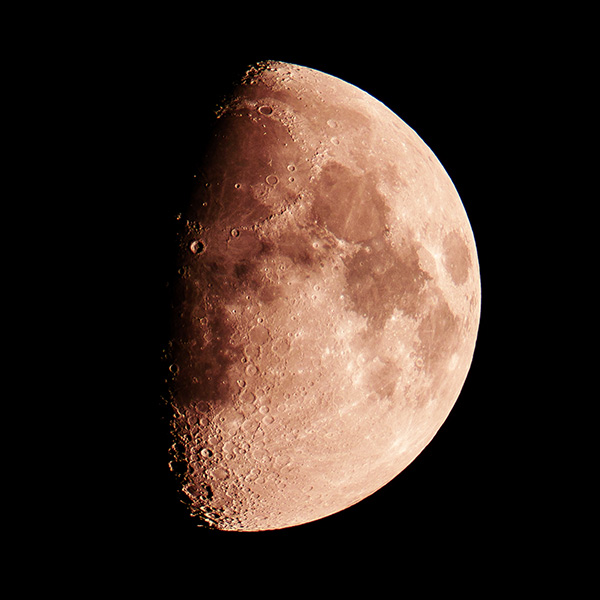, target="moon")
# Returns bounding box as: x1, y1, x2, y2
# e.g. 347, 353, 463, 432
166, 61, 481, 531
